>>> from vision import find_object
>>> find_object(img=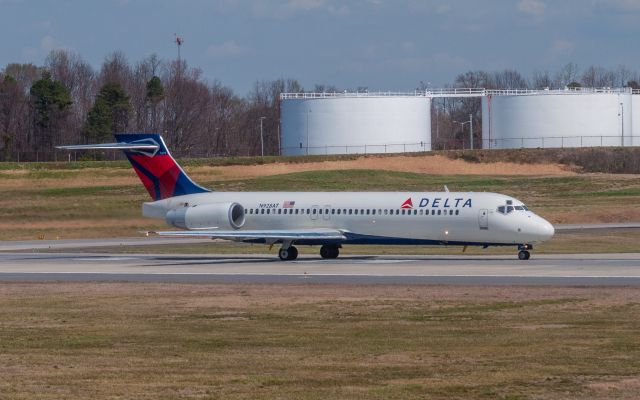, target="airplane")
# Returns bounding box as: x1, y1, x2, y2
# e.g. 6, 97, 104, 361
58, 133, 555, 261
